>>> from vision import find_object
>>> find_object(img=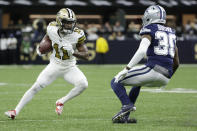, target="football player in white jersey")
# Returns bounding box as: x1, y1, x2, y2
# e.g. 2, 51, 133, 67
5, 8, 89, 119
